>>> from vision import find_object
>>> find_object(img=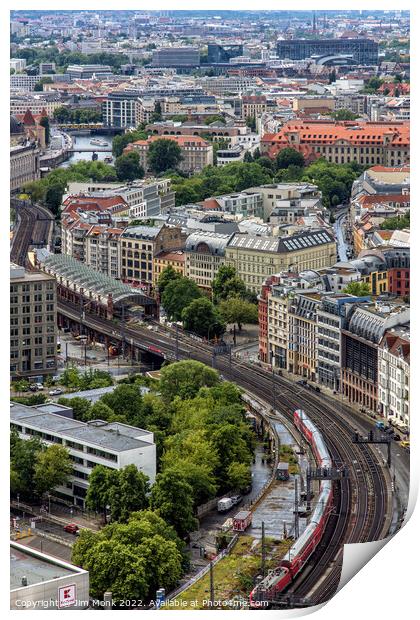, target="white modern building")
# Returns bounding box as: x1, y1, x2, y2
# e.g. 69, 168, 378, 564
10, 402, 156, 508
